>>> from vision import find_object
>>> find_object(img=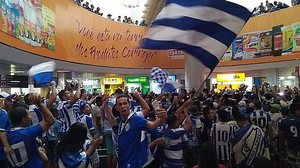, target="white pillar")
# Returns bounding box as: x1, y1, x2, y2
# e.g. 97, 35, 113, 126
57, 72, 66, 91
184, 53, 206, 92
